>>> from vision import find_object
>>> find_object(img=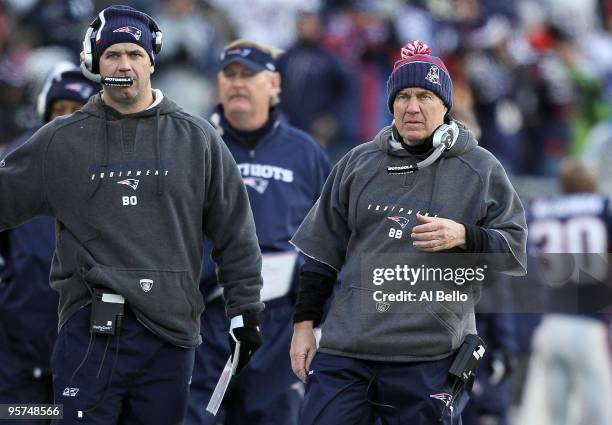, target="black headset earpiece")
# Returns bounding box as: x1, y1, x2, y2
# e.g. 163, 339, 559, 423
147, 15, 163, 55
